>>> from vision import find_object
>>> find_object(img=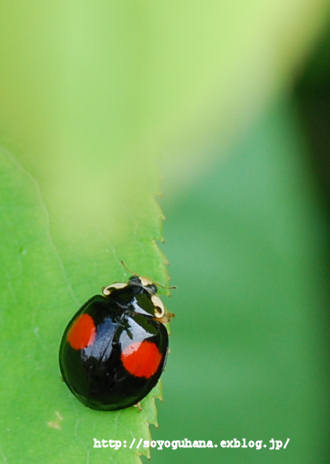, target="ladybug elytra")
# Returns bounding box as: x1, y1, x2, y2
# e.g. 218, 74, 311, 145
59, 275, 173, 411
